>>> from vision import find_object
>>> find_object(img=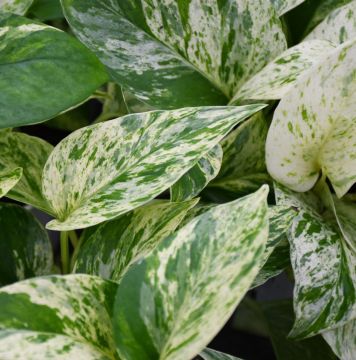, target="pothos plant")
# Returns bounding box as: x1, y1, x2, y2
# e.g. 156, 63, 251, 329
0, 0, 355, 359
